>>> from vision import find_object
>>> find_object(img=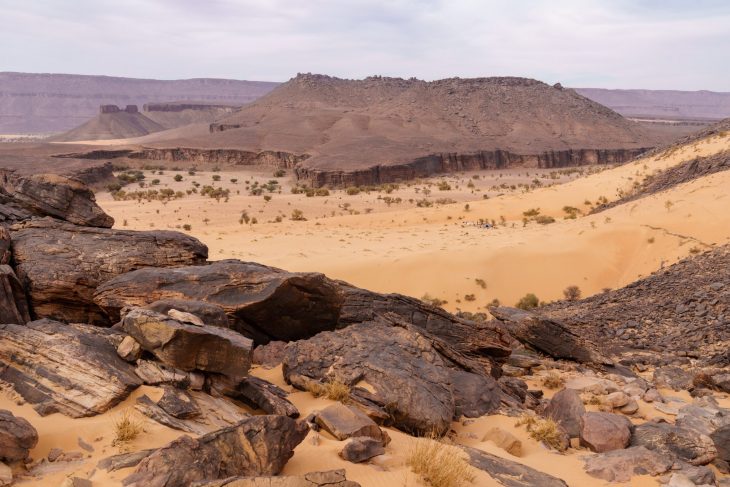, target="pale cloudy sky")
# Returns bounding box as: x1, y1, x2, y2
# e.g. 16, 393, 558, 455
1, 0, 728, 90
